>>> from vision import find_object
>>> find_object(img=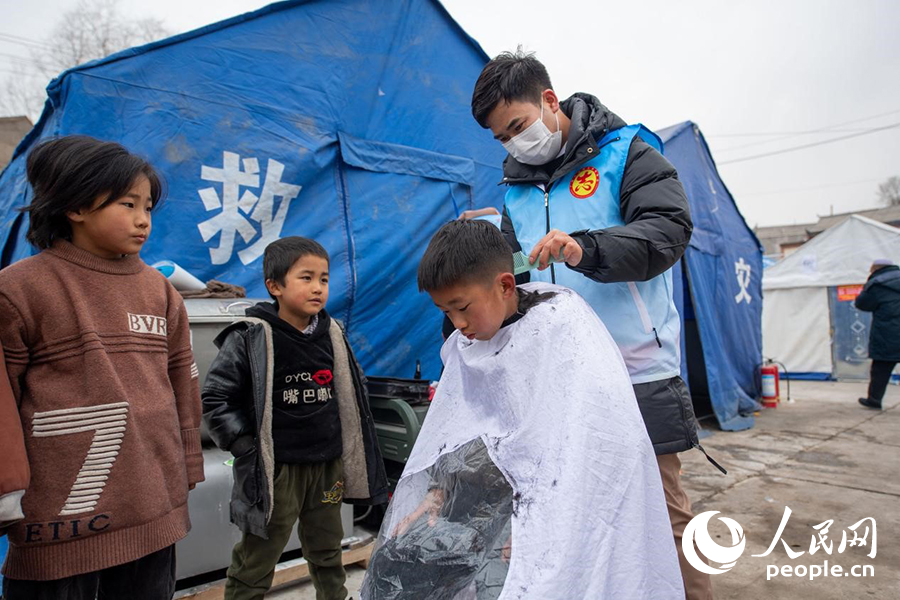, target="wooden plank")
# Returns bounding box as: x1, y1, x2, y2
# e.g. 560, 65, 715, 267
174, 583, 225, 600
270, 542, 373, 588
176, 540, 374, 600
270, 556, 310, 588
